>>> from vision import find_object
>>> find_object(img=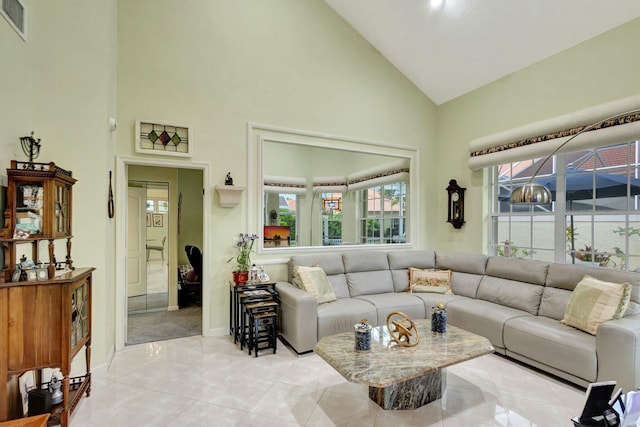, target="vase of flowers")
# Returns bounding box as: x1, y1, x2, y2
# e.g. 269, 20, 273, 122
228, 233, 258, 285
